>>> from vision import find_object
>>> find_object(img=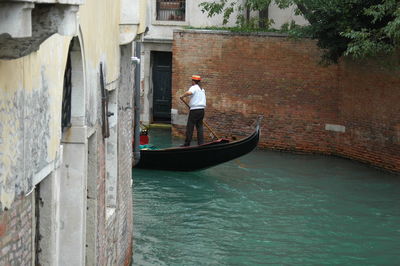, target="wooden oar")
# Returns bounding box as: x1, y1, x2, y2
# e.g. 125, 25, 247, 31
180, 98, 220, 140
